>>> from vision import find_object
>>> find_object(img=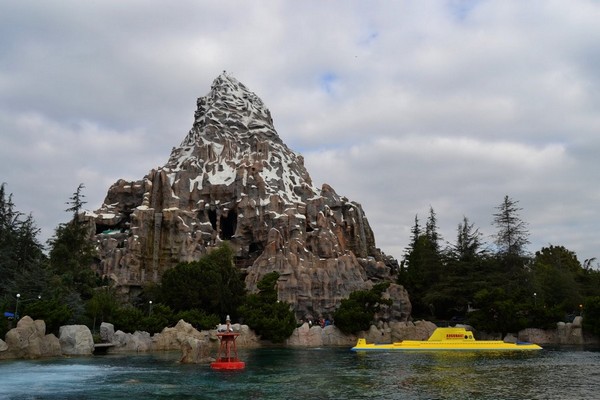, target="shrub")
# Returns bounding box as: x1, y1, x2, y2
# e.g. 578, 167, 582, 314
238, 272, 297, 343
175, 308, 220, 331
583, 296, 600, 336
333, 282, 392, 334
